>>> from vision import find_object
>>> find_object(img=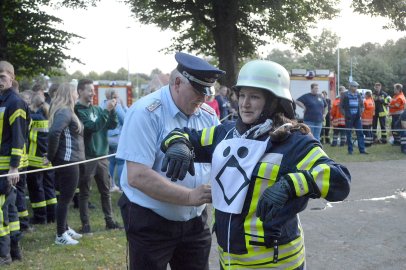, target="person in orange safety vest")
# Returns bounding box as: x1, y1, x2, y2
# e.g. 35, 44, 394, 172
389, 83, 406, 145
330, 86, 347, 146
362, 91, 375, 147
